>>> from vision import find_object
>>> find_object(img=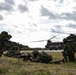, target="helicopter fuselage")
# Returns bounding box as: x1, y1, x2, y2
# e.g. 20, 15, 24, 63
45, 42, 63, 50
